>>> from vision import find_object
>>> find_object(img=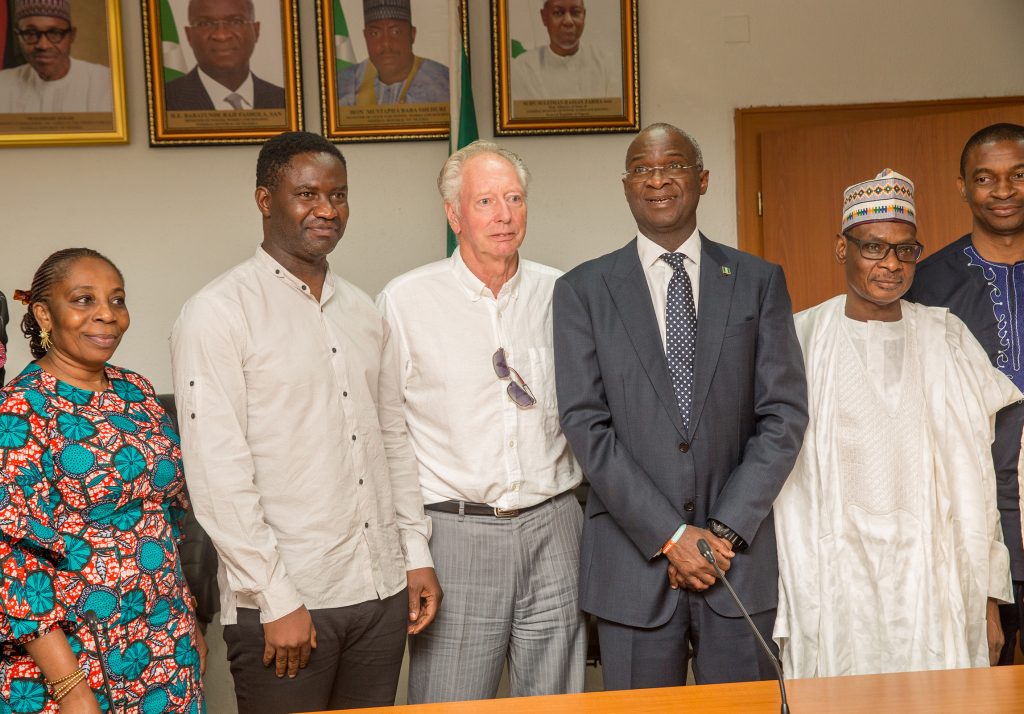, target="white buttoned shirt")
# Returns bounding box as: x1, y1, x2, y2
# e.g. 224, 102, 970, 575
376, 248, 580, 509
171, 248, 432, 625
637, 227, 702, 350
